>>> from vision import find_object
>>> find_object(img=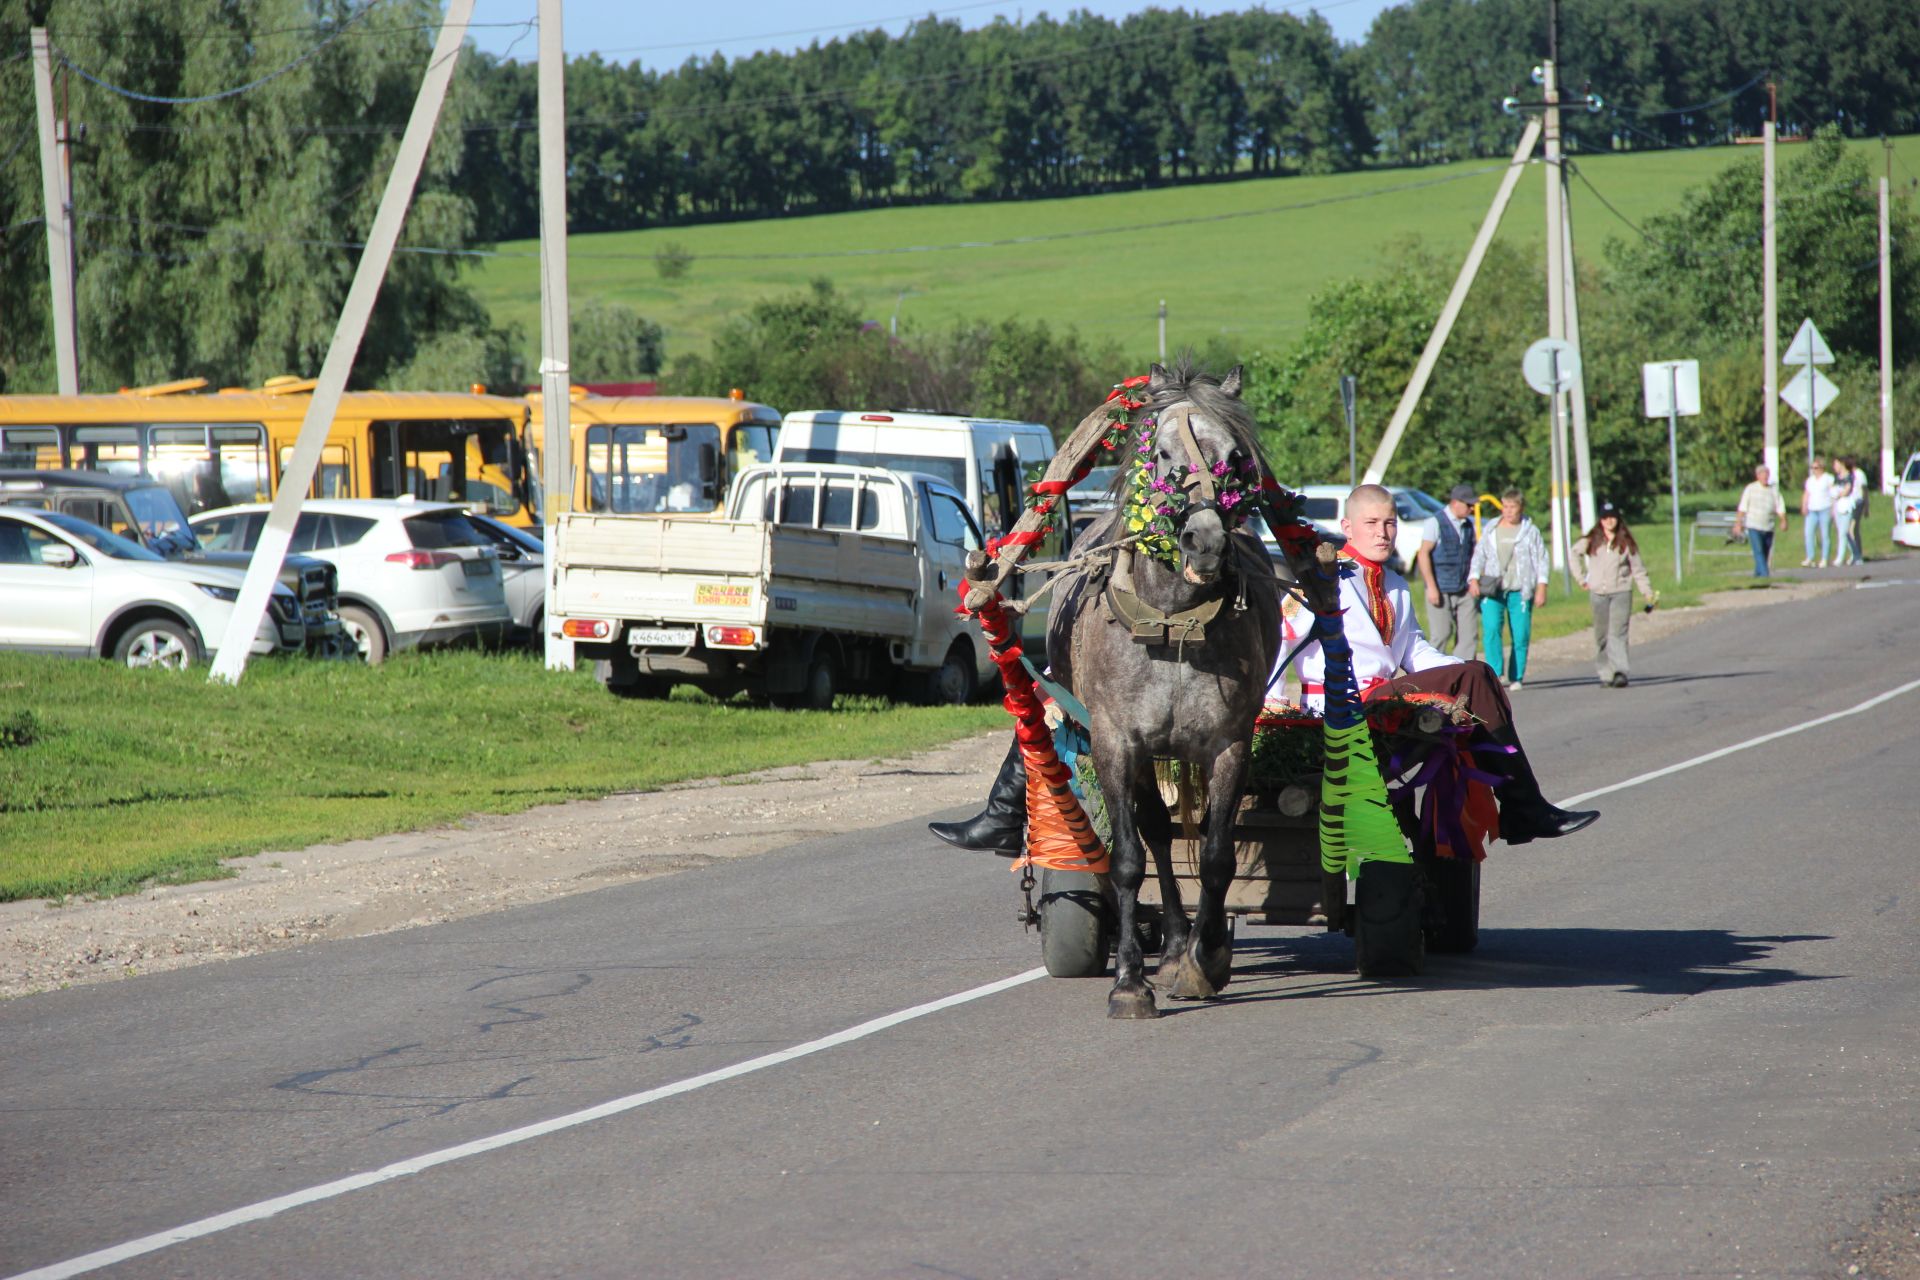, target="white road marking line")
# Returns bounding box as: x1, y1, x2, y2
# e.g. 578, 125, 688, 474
1557, 674, 1920, 807
6, 967, 1049, 1280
